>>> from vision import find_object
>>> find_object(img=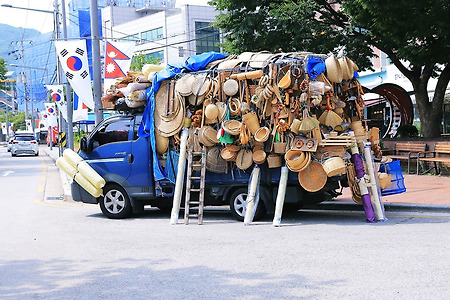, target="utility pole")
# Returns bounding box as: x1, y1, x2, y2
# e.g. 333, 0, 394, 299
90, 0, 103, 125
60, 0, 74, 150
